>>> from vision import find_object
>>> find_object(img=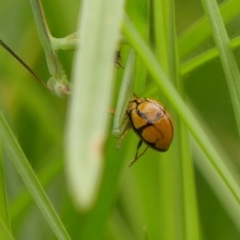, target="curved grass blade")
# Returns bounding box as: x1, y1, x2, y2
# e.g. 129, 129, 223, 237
181, 36, 240, 76
0, 219, 14, 240
200, 0, 240, 138
178, 0, 240, 60
0, 142, 11, 231
10, 155, 63, 226
0, 112, 71, 240
192, 140, 240, 231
